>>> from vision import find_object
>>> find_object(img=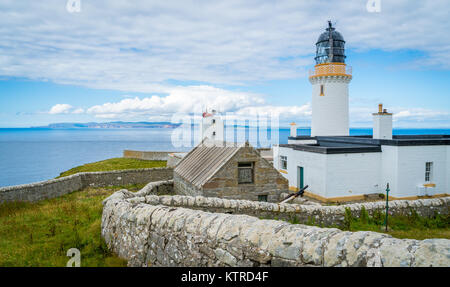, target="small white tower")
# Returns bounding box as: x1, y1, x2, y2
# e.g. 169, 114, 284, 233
290, 122, 297, 137
309, 22, 351, 137
373, 104, 393, 140
201, 109, 224, 141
